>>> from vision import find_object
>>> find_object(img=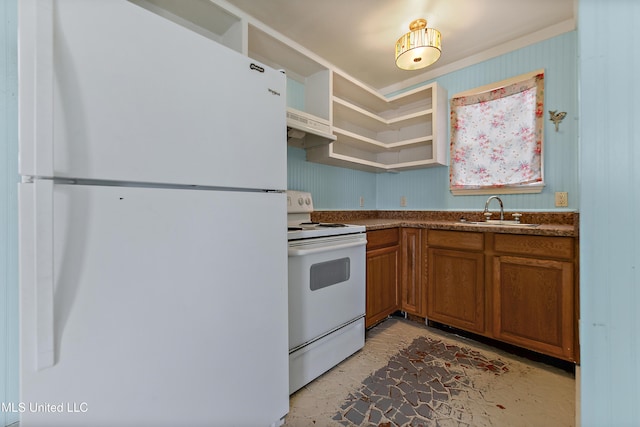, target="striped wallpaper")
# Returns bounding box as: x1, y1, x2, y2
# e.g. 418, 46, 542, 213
578, 0, 640, 424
